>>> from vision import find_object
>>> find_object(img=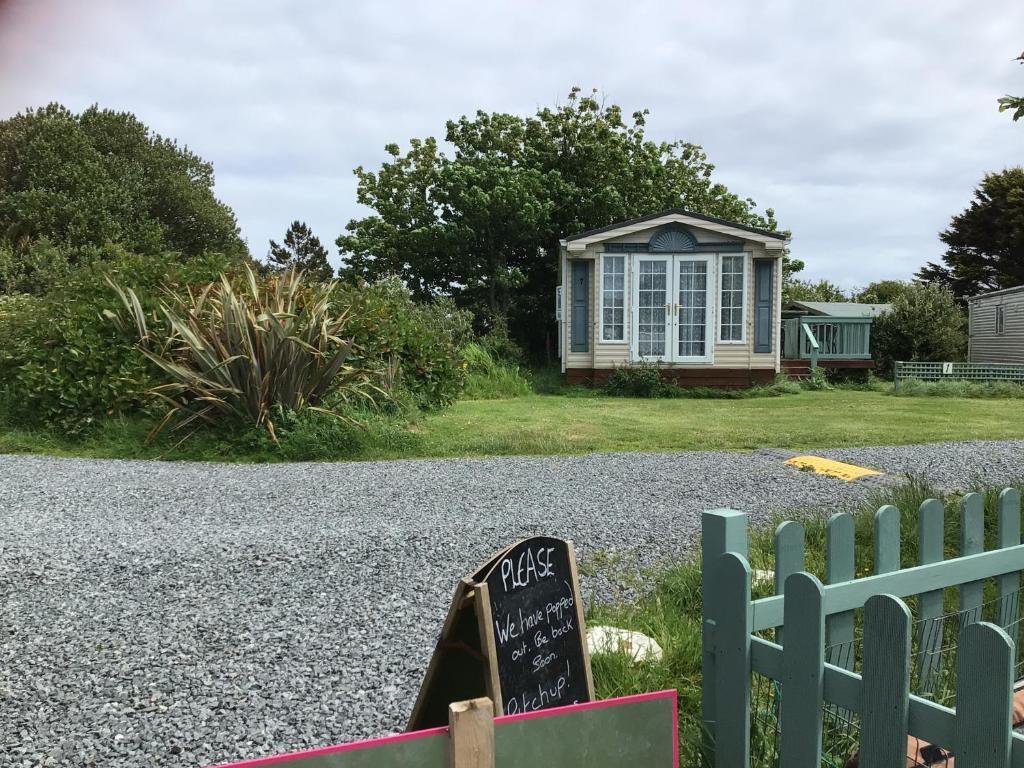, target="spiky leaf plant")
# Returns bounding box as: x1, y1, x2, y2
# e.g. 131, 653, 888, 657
107, 267, 374, 442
